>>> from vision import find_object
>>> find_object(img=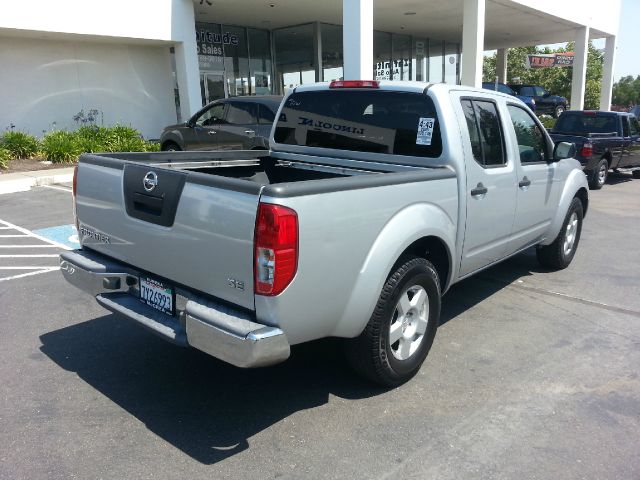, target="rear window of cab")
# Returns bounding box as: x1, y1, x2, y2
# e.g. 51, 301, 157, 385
274, 90, 443, 158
